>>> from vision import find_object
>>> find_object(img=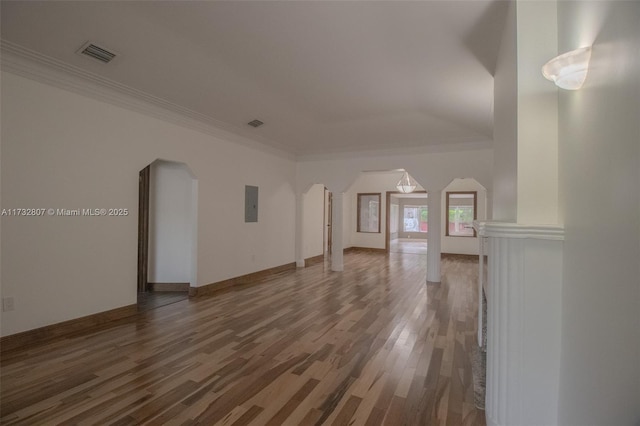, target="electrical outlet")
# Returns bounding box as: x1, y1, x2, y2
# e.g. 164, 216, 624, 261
2, 297, 15, 312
